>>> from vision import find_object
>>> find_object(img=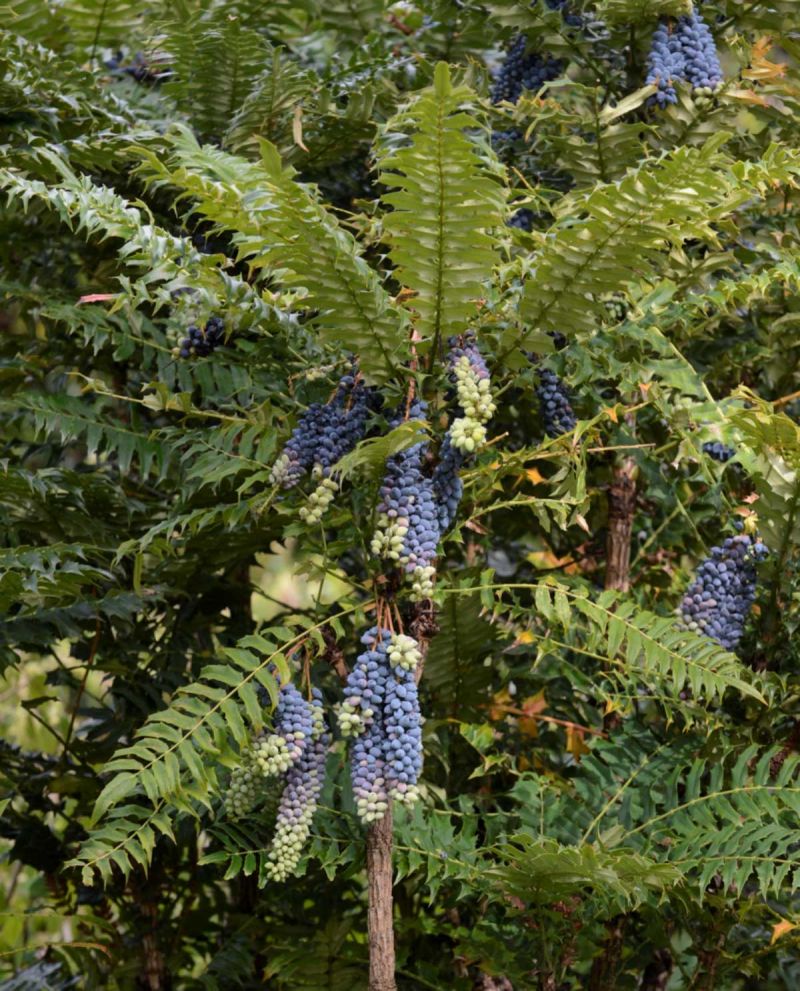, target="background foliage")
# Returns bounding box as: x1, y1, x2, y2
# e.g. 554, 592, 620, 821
2, 0, 800, 988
